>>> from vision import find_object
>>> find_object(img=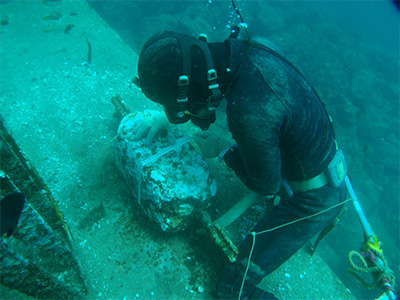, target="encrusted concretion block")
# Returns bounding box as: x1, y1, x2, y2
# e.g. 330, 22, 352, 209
112, 110, 216, 231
